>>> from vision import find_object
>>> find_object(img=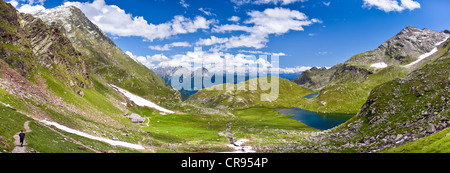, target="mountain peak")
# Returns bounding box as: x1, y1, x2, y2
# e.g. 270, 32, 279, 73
403, 25, 419, 31
397, 25, 422, 36
32, 5, 83, 20
32, 5, 116, 47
